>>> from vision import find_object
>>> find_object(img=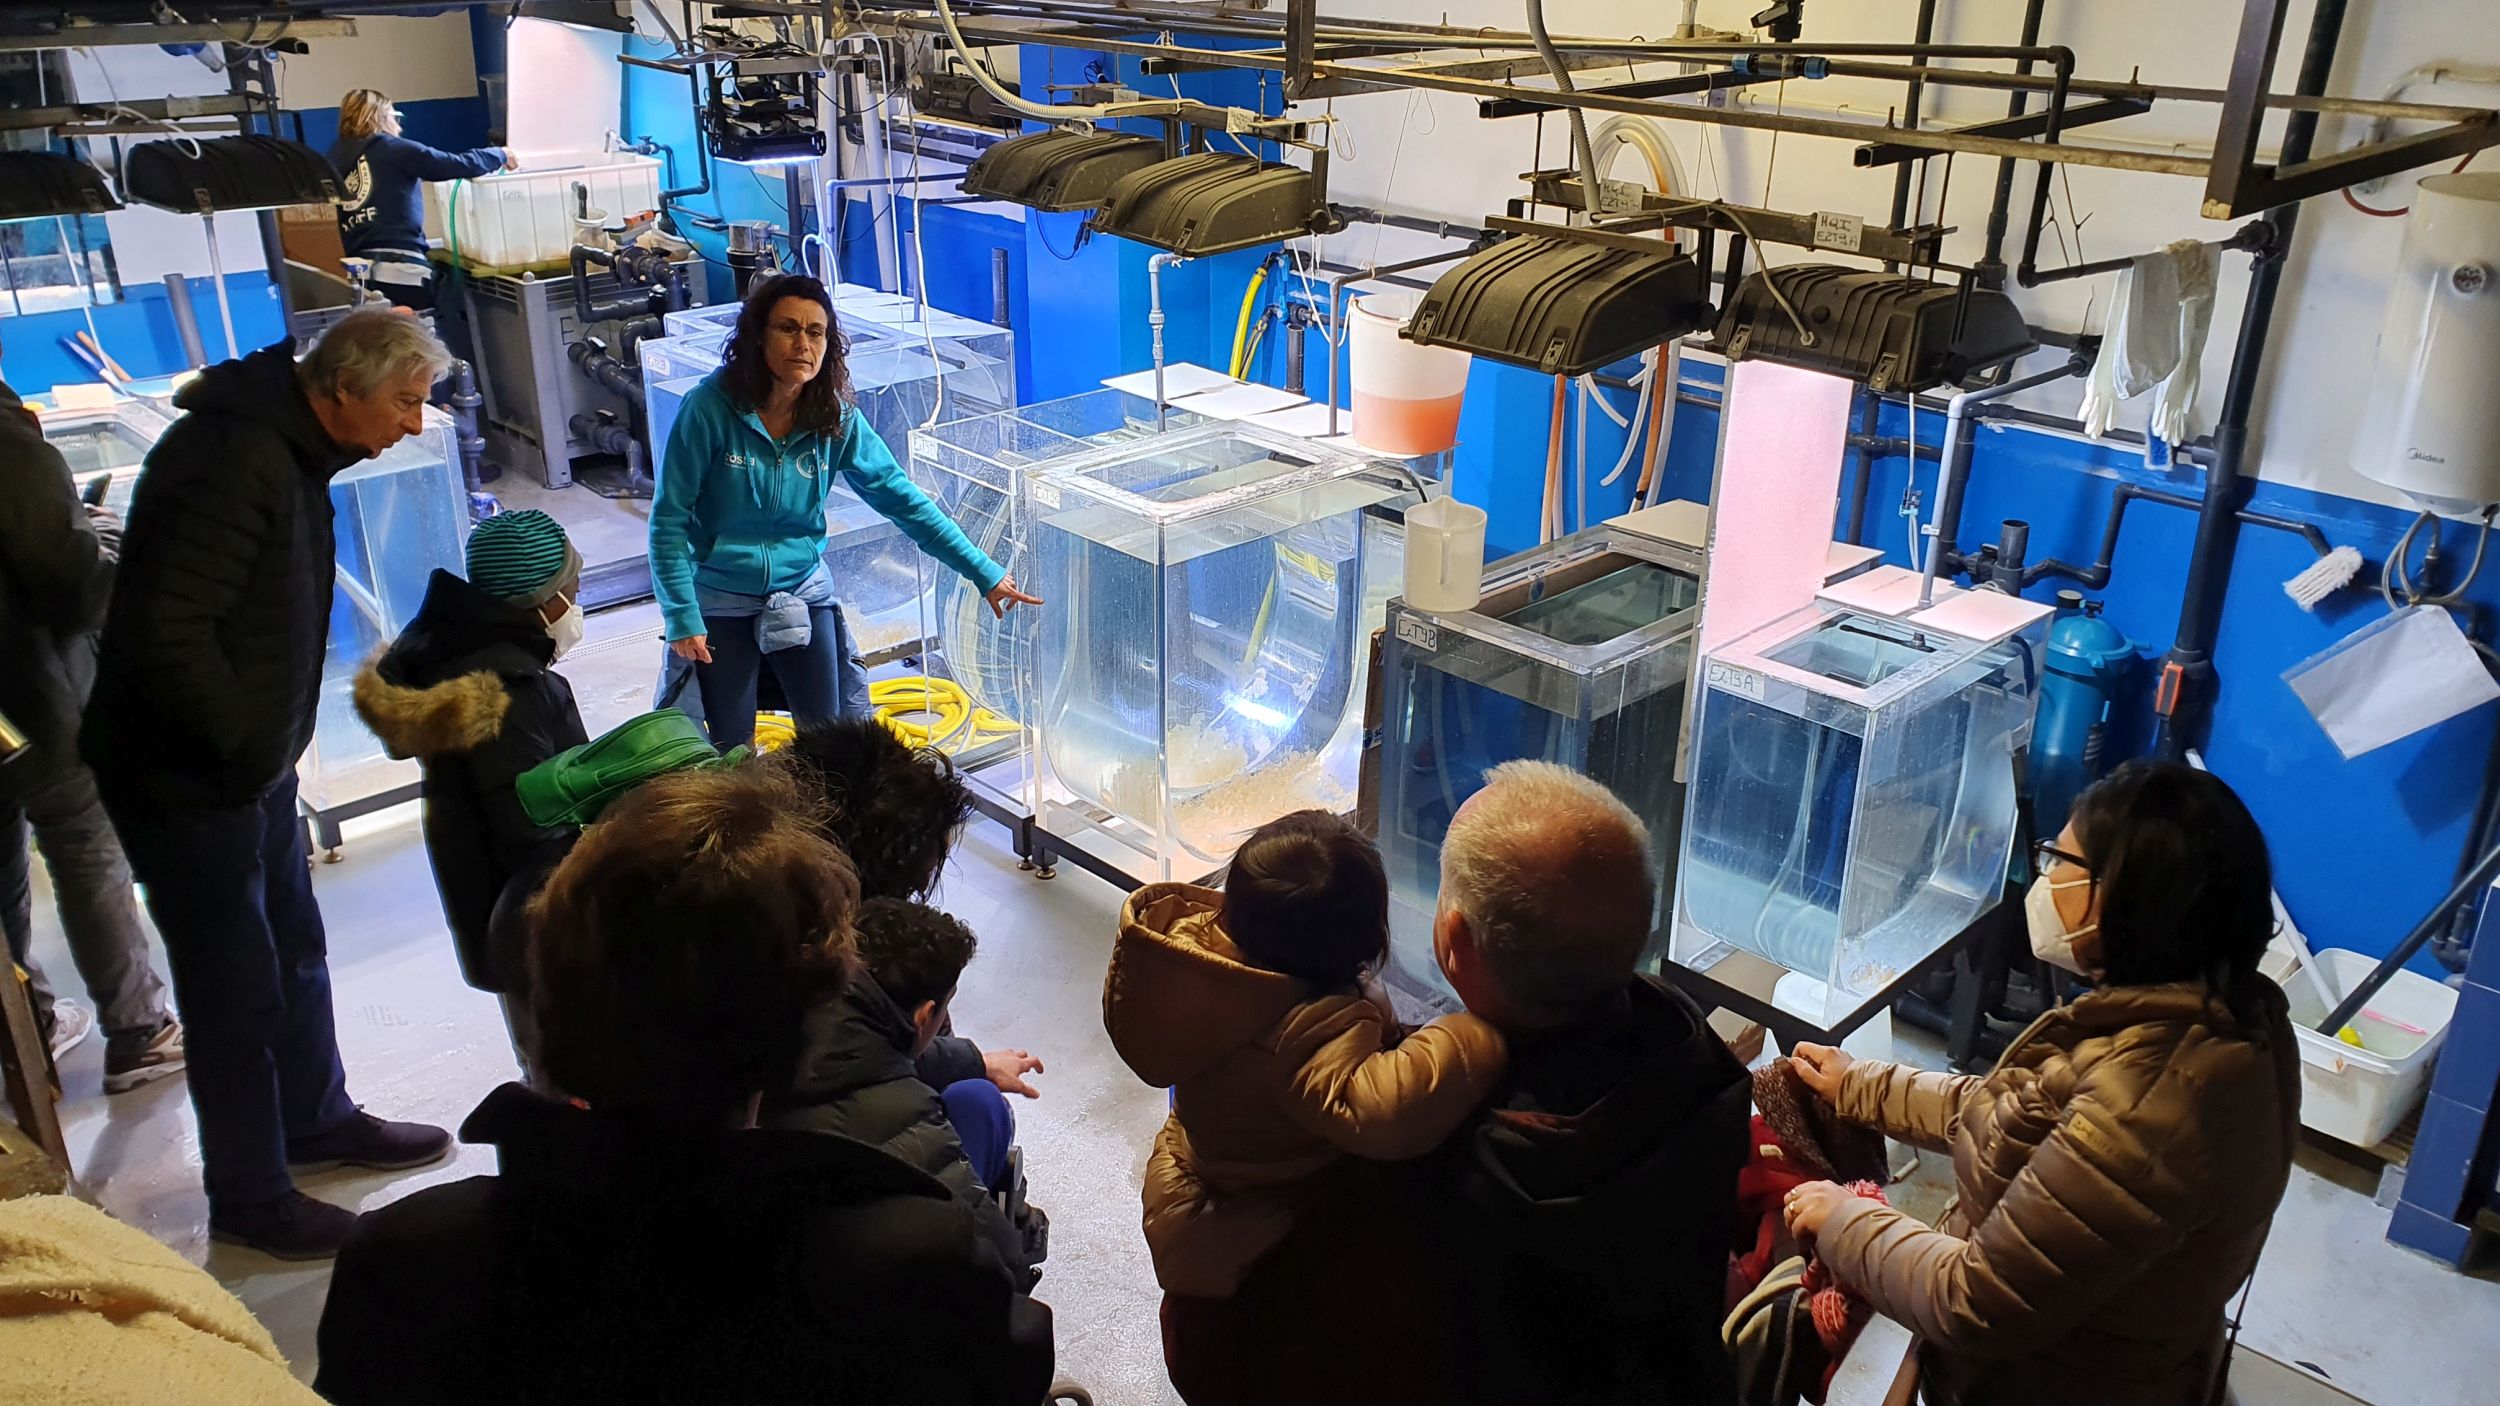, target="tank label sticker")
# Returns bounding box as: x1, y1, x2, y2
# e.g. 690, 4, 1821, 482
1031, 479, 1062, 510
1706, 661, 1768, 701
1811, 211, 1865, 254
1396, 614, 1440, 652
